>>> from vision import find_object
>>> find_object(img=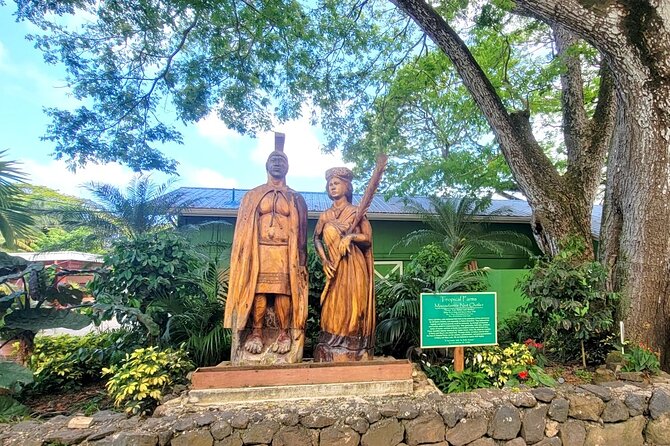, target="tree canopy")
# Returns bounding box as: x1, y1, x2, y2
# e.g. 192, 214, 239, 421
14, 0, 417, 173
